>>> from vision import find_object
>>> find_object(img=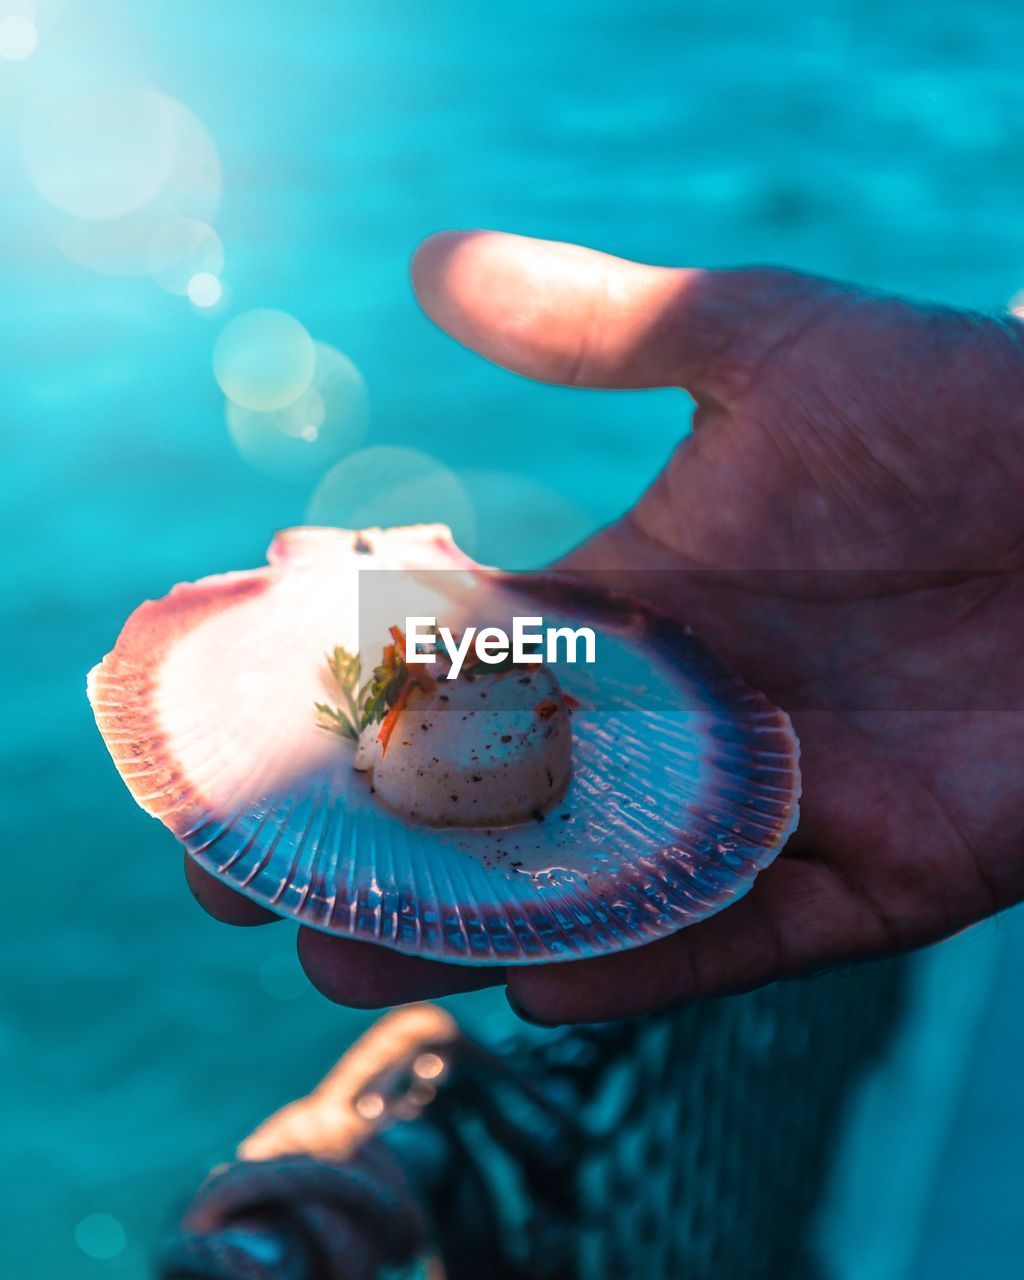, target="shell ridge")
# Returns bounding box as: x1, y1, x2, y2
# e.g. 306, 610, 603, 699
269, 783, 327, 907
